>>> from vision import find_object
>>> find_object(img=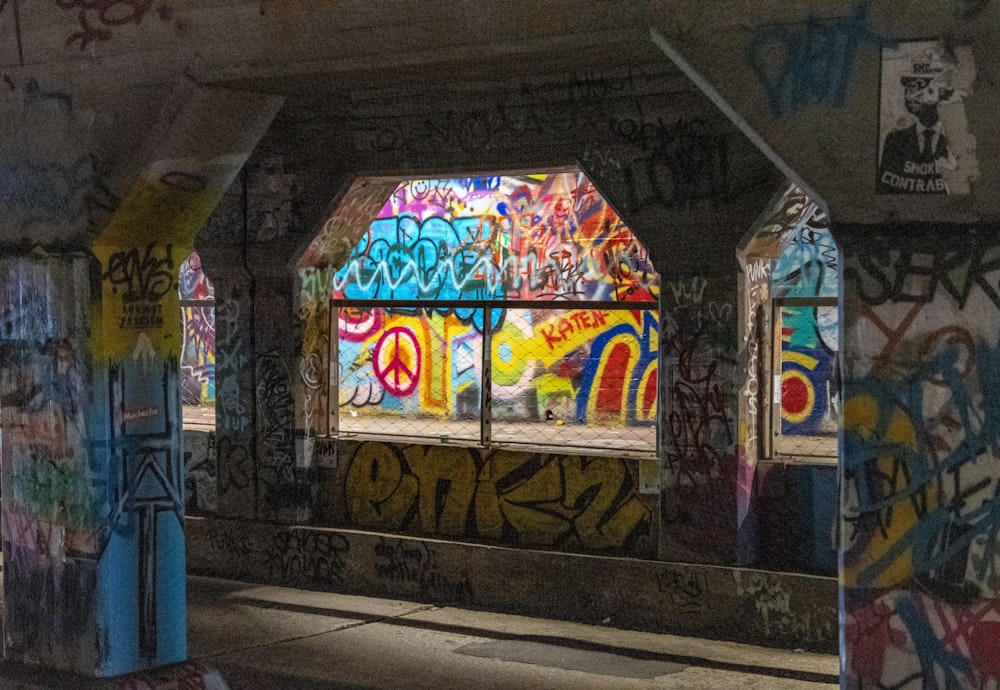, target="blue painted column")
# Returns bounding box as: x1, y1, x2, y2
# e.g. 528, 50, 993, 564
91, 240, 189, 674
